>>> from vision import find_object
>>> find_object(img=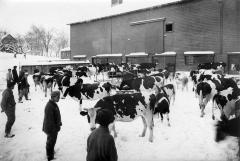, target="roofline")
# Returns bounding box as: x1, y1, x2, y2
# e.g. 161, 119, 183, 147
67, 0, 199, 26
